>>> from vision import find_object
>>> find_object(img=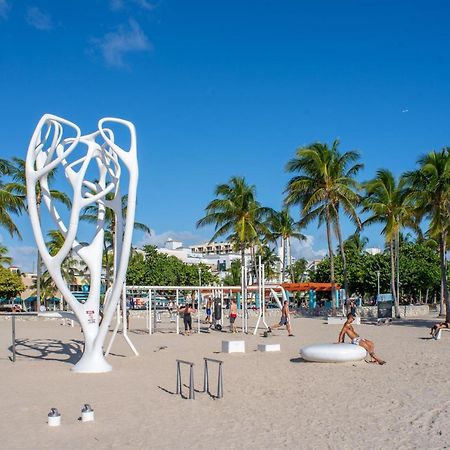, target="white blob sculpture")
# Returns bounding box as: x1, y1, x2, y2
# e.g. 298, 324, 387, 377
26, 114, 138, 373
